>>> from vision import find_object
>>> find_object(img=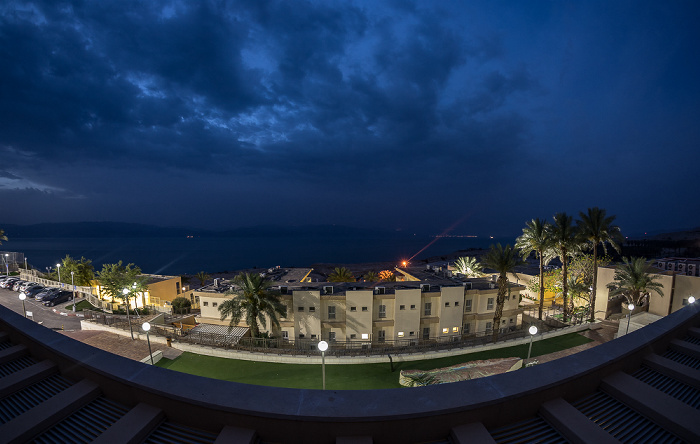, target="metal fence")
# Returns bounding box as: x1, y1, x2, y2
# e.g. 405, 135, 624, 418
82, 309, 588, 357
